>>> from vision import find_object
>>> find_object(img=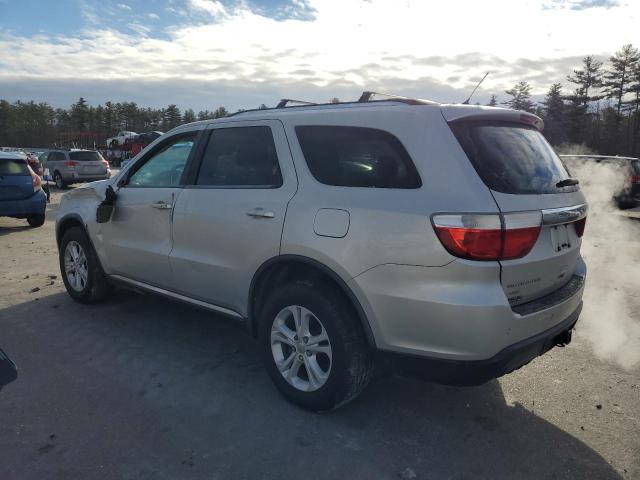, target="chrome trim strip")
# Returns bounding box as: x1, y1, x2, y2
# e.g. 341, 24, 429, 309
541, 204, 587, 226
110, 275, 244, 319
